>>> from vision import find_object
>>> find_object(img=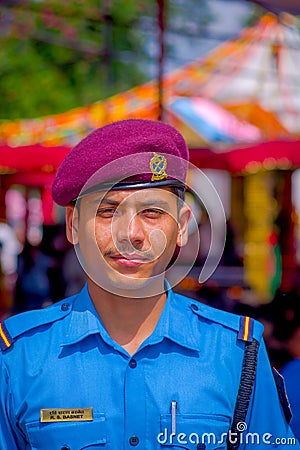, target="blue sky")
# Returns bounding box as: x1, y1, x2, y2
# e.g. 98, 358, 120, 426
167, 0, 254, 69
143, 0, 255, 78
